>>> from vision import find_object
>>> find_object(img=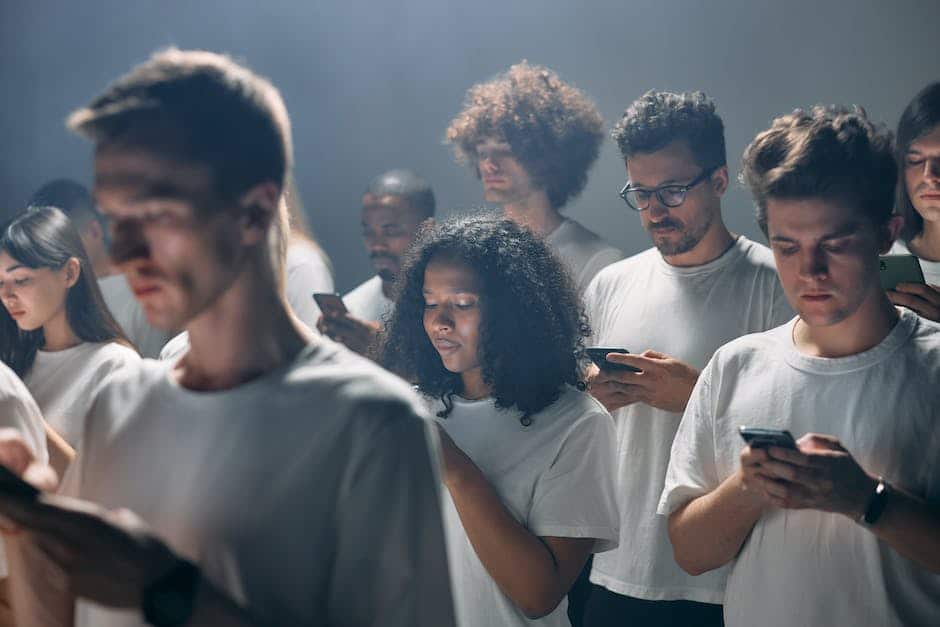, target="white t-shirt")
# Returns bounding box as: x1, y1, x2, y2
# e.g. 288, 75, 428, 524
98, 275, 174, 359
62, 339, 455, 626
285, 238, 334, 329
659, 308, 940, 626
889, 240, 940, 286
343, 275, 394, 323
545, 218, 623, 292
23, 341, 140, 448
583, 236, 793, 603
429, 386, 619, 627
